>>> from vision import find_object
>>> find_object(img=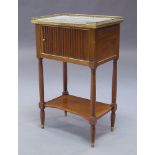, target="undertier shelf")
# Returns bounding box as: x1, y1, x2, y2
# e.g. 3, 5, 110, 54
45, 95, 112, 120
